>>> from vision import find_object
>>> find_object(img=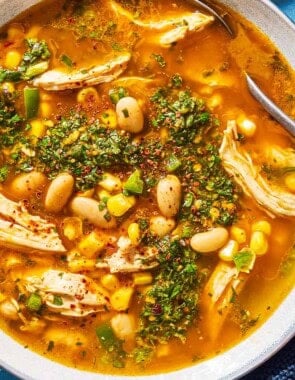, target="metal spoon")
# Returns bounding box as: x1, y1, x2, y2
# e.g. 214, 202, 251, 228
189, 0, 234, 36
189, 1, 295, 136
245, 73, 295, 137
